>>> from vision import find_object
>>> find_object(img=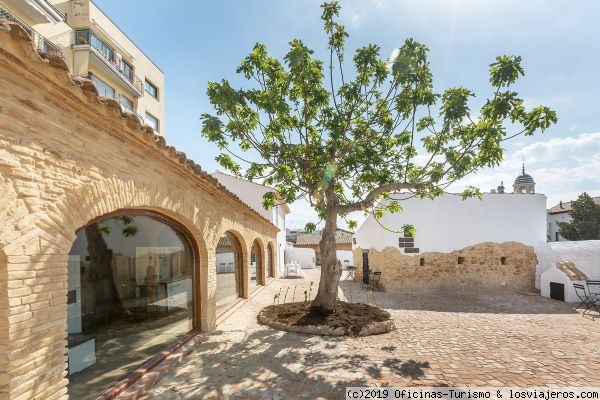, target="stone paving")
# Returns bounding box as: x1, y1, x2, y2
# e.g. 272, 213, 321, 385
142, 270, 600, 399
